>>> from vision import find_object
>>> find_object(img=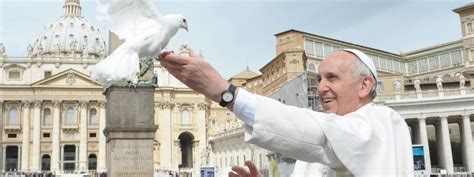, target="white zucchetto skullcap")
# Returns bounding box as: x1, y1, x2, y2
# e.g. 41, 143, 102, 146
341, 49, 378, 81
